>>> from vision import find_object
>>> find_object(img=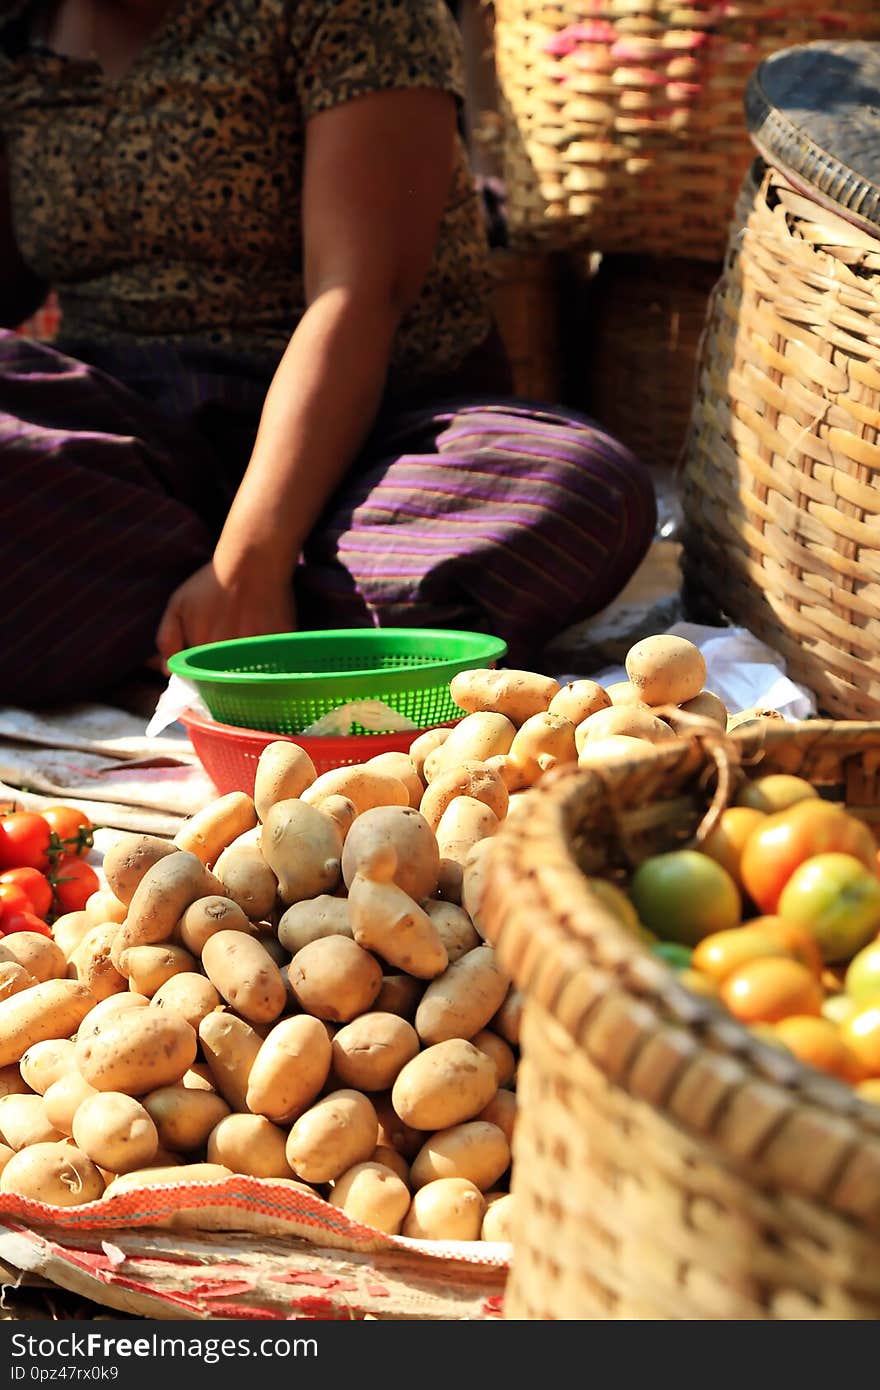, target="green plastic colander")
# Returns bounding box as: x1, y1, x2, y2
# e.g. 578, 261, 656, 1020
167, 628, 509, 734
